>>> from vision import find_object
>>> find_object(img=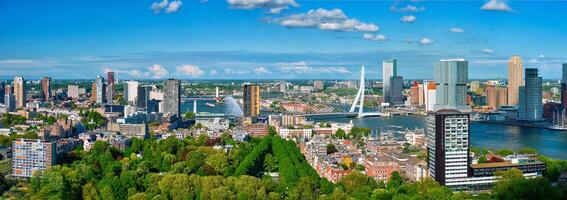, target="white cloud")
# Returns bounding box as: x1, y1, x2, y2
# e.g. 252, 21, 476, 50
449, 27, 464, 33
481, 48, 495, 54
276, 61, 351, 74
210, 69, 218, 75
419, 37, 433, 45
177, 64, 203, 77
102, 68, 150, 78
391, 4, 425, 12
151, 0, 182, 14
270, 8, 379, 32
400, 15, 416, 23
227, 0, 299, 14
539, 54, 545, 58
0, 59, 35, 64
480, 0, 513, 12
165, 0, 182, 13
149, 64, 169, 78
253, 67, 270, 74
363, 33, 388, 41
